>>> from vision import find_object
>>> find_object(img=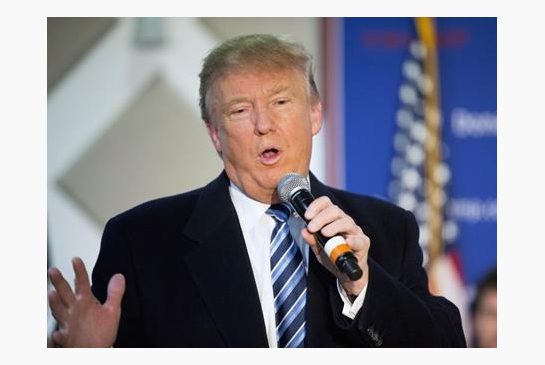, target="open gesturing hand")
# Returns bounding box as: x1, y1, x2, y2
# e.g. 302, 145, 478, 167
47, 257, 125, 347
